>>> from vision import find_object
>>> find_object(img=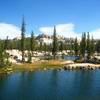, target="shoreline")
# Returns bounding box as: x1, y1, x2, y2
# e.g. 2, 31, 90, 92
0, 60, 100, 74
